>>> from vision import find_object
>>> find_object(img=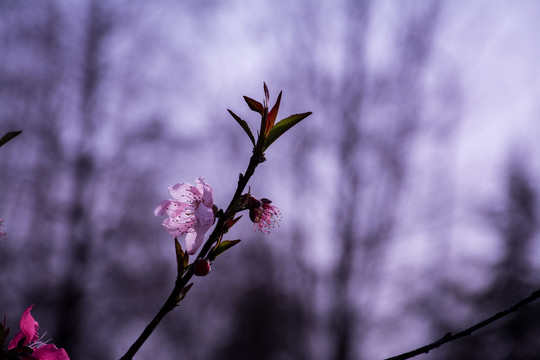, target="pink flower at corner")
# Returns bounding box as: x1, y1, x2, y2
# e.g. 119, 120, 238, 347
8, 306, 38, 349
33, 345, 70, 360
154, 177, 215, 255
249, 198, 281, 234
8, 305, 70, 360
